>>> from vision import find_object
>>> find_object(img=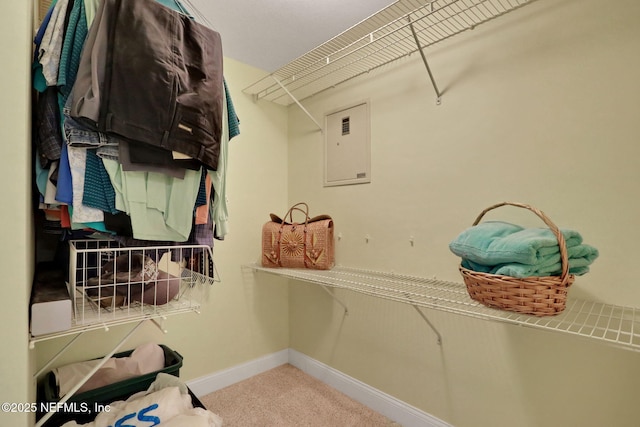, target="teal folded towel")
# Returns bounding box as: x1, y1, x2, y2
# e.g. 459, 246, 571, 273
451, 221, 599, 278
450, 221, 586, 265
461, 252, 595, 277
